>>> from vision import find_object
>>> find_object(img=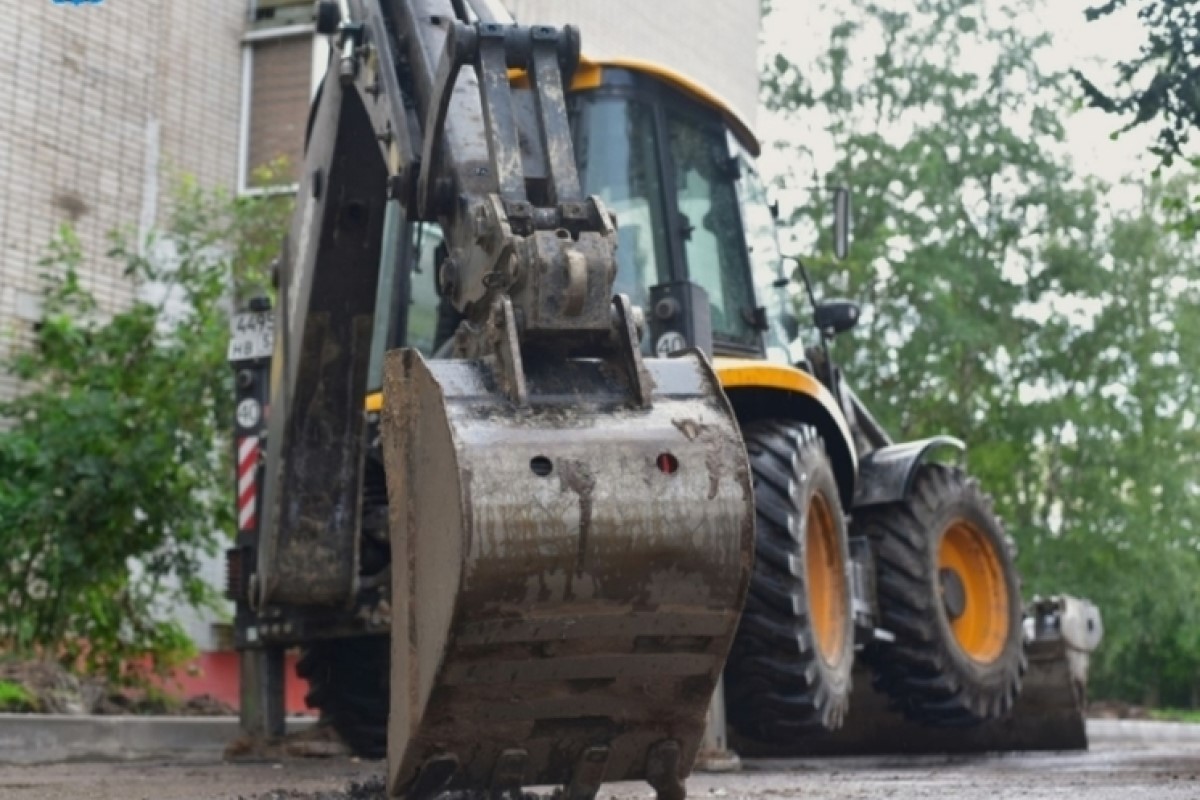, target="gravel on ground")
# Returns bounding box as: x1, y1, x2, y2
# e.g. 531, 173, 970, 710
1, 740, 1198, 800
